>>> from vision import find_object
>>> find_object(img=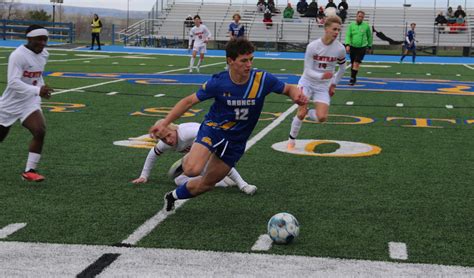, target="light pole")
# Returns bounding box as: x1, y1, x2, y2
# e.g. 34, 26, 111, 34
127, 0, 130, 31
